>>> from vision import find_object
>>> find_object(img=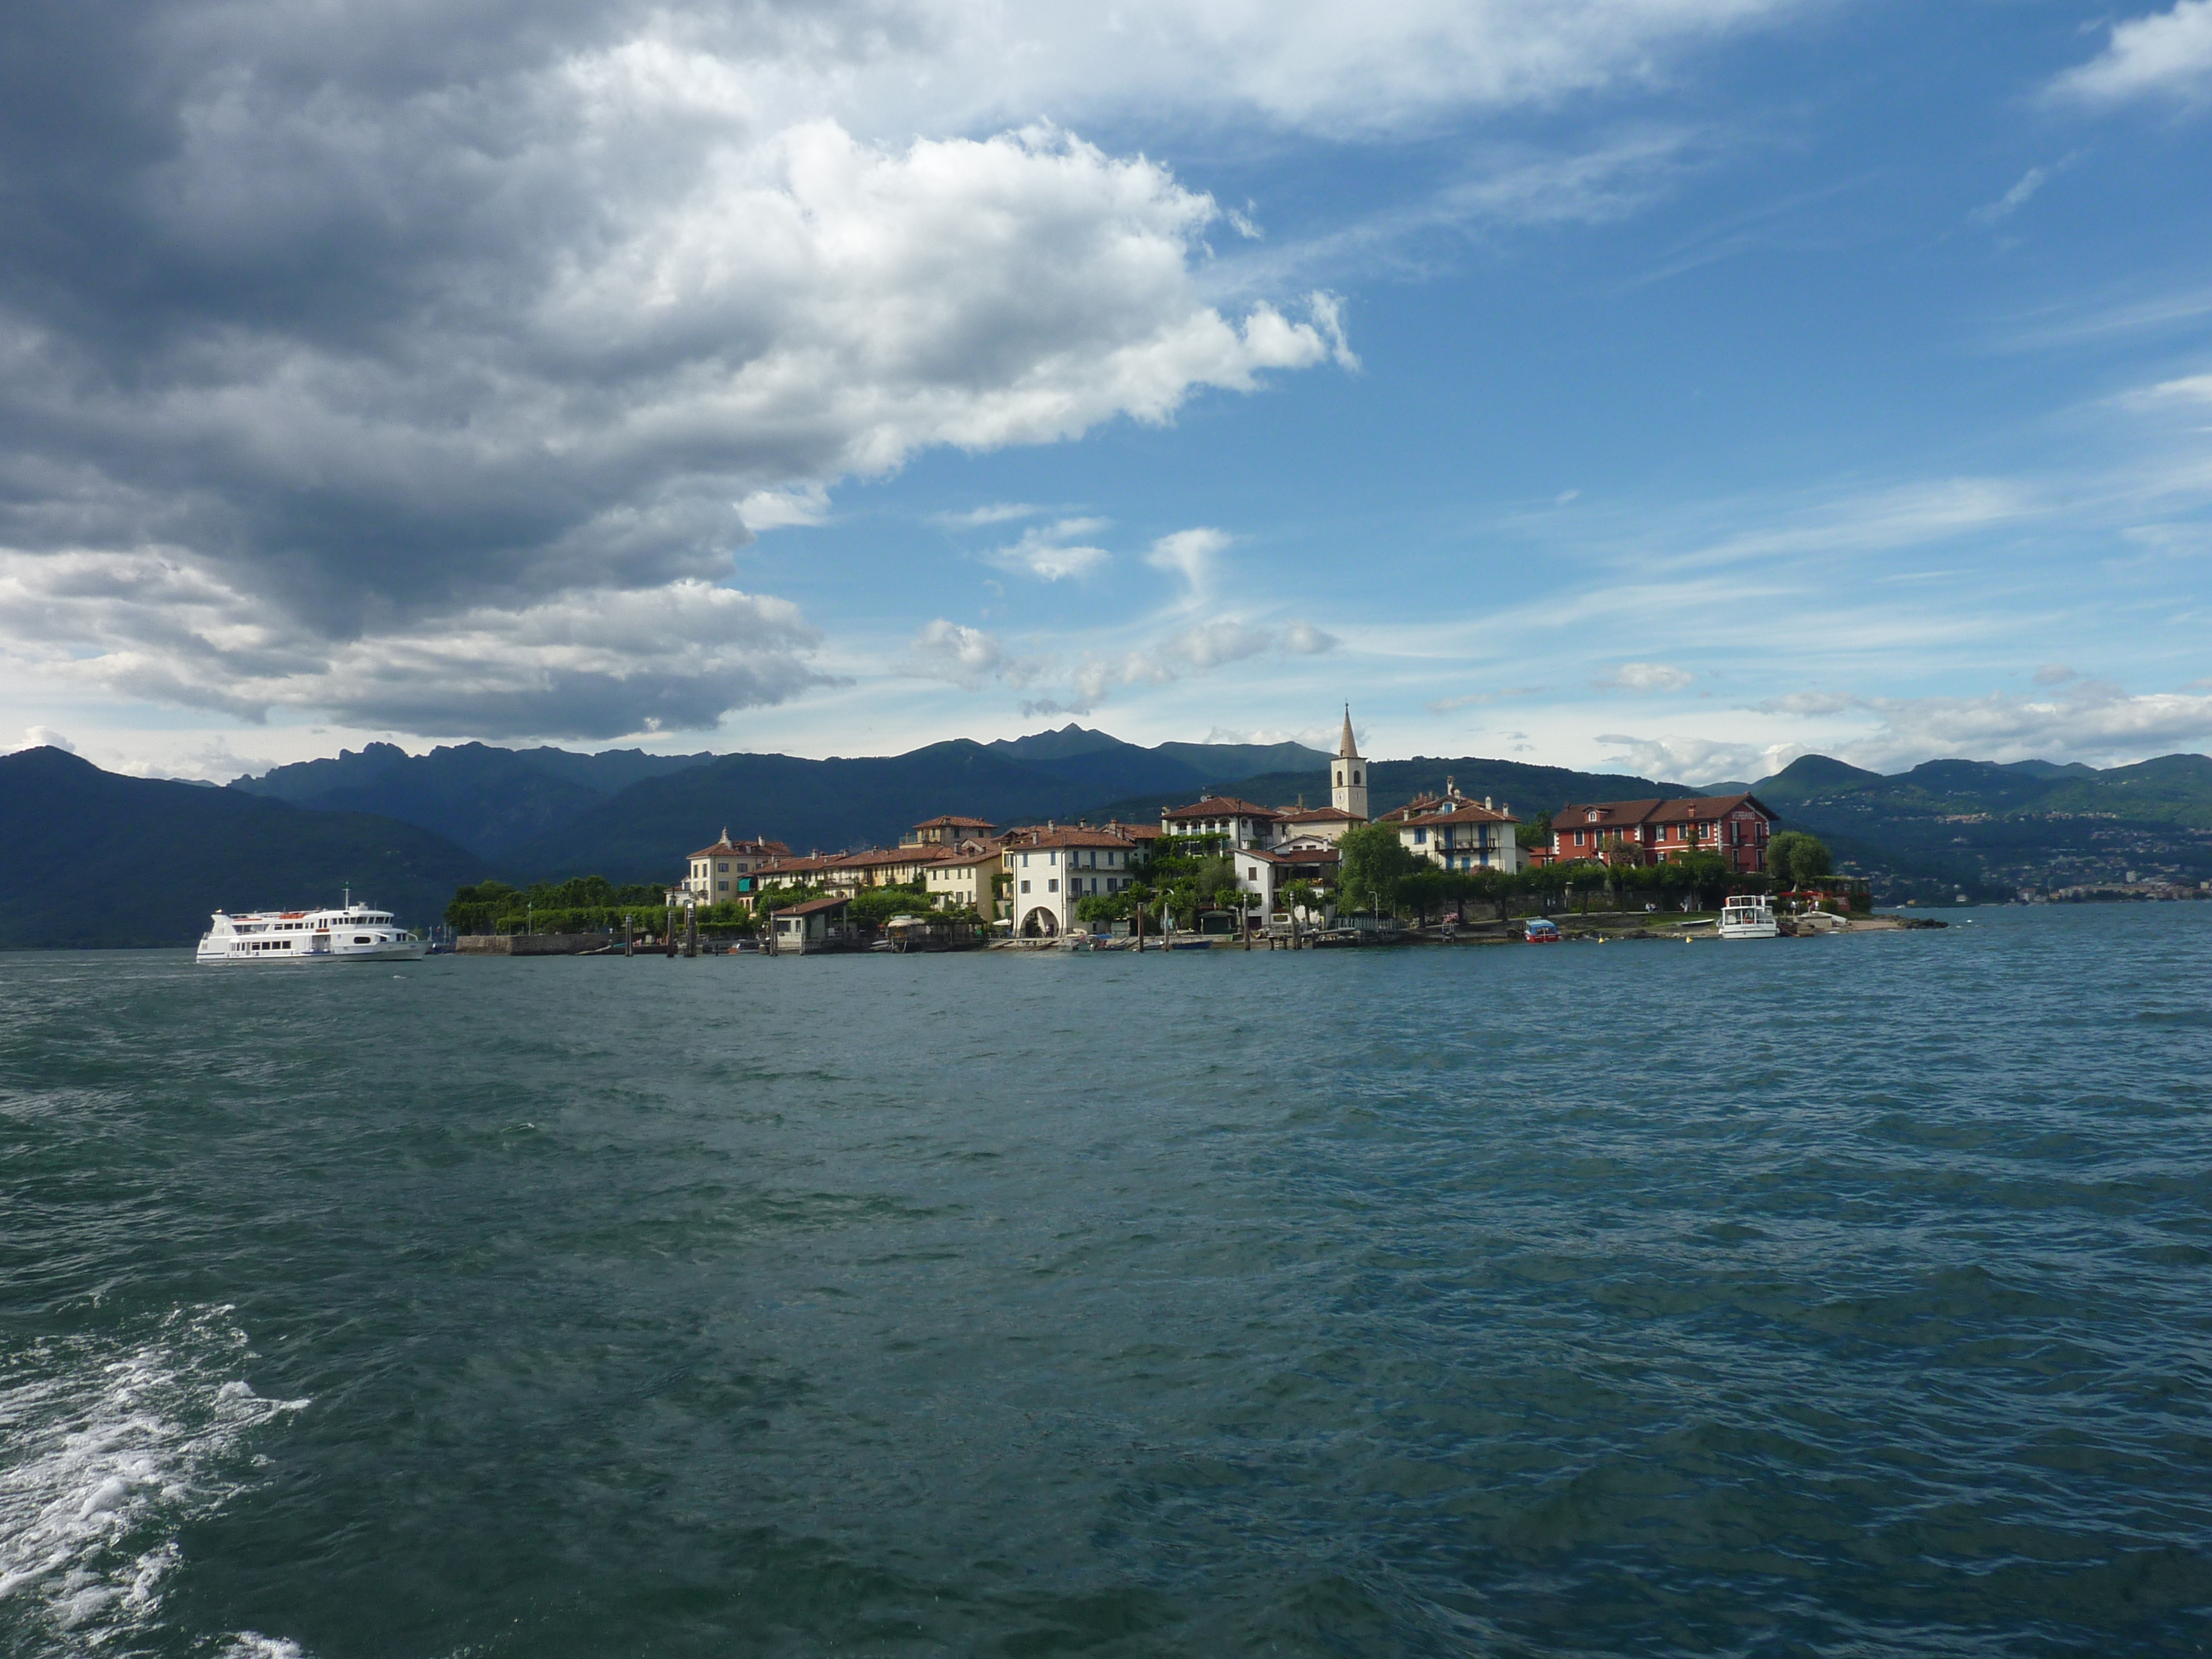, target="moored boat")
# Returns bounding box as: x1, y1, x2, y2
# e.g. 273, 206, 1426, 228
1717, 893, 1779, 940
1523, 918, 1561, 943
197, 894, 427, 964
